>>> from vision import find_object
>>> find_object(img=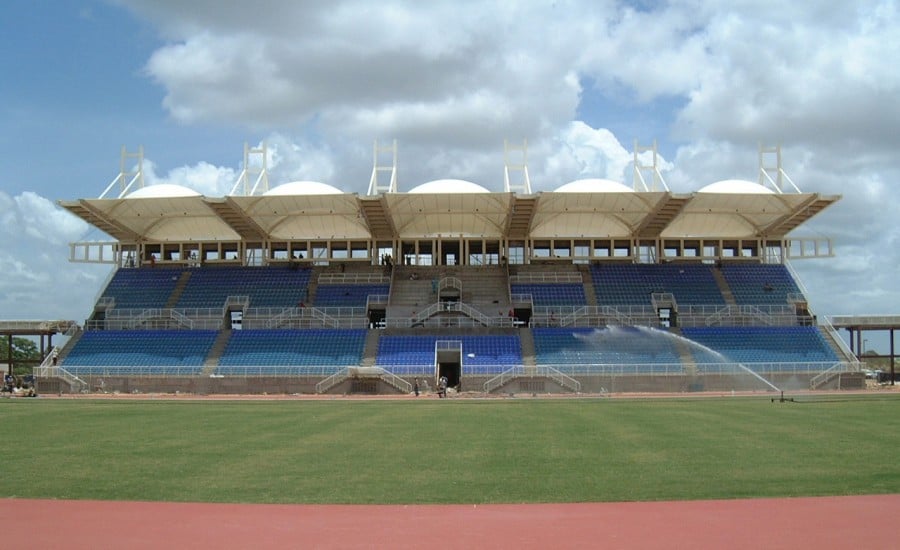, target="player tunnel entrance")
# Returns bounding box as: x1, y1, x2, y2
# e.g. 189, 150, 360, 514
434, 340, 462, 388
